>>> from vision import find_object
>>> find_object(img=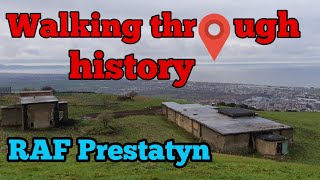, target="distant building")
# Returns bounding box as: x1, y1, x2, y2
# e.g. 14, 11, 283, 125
1, 91, 68, 129
162, 102, 293, 156
313, 101, 320, 110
